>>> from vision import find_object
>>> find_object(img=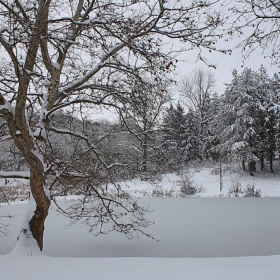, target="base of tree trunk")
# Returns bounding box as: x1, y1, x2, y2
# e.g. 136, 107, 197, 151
248, 161, 255, 176
8, 194, 48, 256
